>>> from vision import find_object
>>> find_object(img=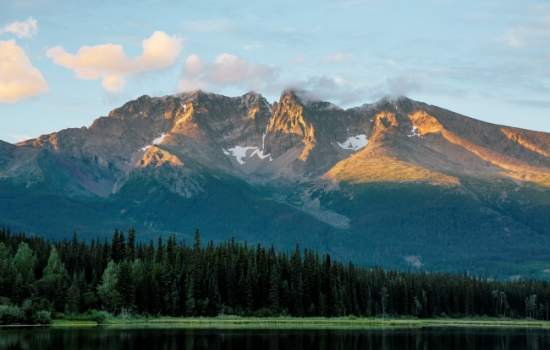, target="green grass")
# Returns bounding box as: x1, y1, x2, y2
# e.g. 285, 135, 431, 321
49, 316, 550, 330
50, 319, 98, 327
